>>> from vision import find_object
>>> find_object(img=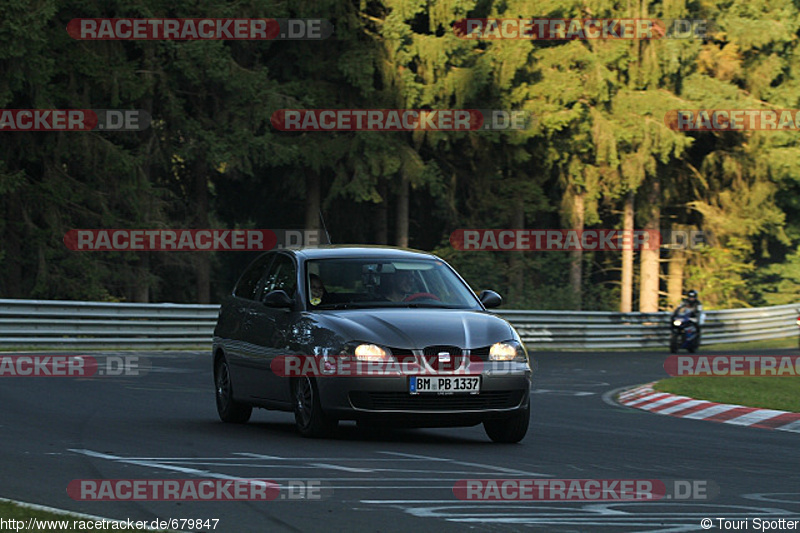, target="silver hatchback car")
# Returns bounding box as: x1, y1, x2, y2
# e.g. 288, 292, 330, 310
212, 246, 532, 442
